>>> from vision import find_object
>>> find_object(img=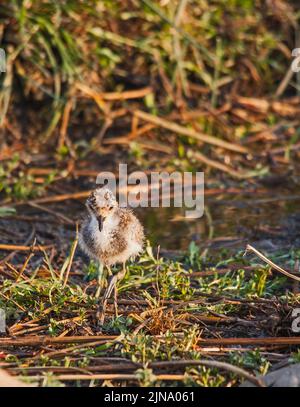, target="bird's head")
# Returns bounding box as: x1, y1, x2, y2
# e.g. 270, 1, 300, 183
86, 187, 118, 231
